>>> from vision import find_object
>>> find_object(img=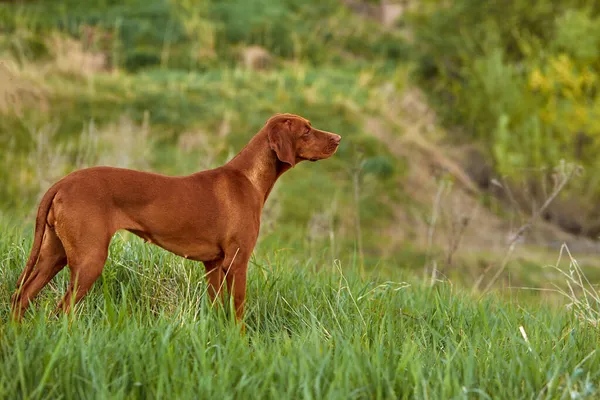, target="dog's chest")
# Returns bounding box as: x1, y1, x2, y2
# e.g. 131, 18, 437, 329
128, 229, 223, 262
